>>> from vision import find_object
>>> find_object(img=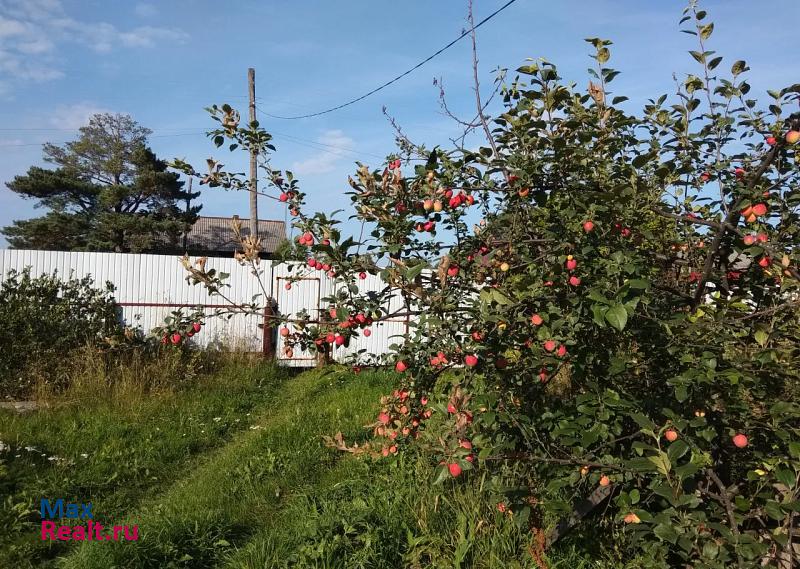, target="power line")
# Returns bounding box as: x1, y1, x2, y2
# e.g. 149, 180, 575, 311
259, 0, 519, 120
